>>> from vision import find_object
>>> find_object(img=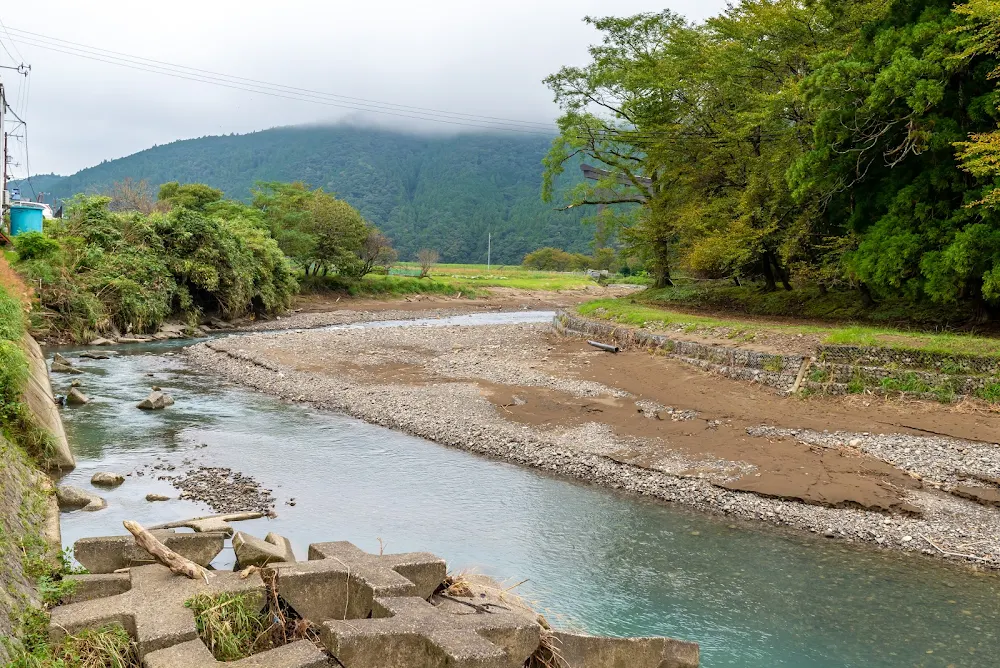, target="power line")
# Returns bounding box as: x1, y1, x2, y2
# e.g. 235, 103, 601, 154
4, 26, 560, 134
0, 17, 25, 62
